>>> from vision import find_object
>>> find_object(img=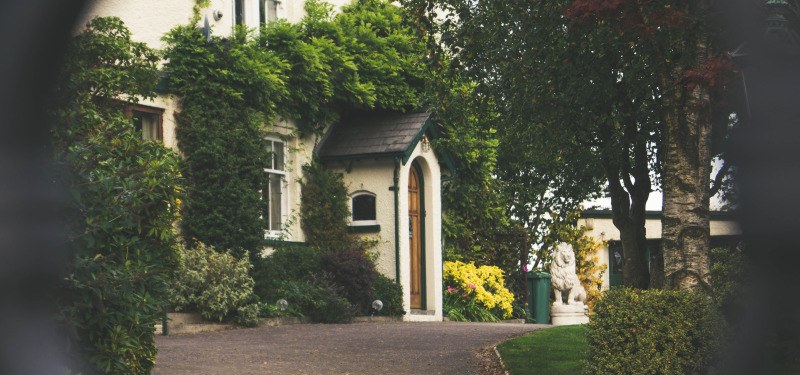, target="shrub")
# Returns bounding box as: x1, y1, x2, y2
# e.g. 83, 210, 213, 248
253, 245, 322, 300
372, 273, 405, 316
50, 17, 182, 374
309, 273, 357, 323
168, 241, 257, 323
321, 246, 377, 314
586, 288, 727, 375
444, 285, 501, 322
443, 261, 514, 319
299, 160, 353, 252
710, 247, 748, 315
